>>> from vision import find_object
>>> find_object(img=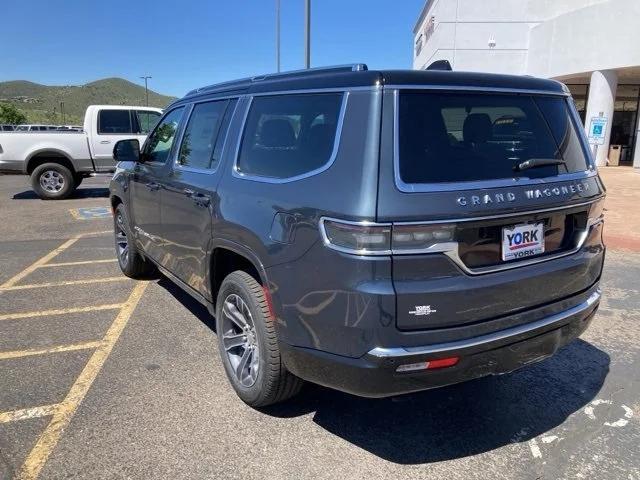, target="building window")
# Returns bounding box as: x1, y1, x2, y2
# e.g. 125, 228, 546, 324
415, 34, 423, 56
